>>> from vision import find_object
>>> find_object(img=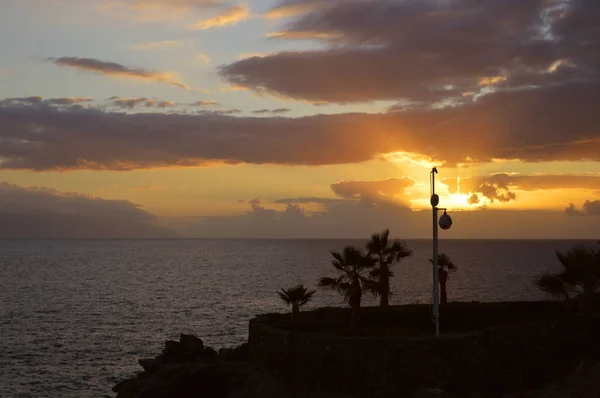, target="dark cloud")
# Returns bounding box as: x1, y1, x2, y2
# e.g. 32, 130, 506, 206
252, 108, 291, 114
1, 96, 94, 106
47, 57, 197, 90
275, 197, 349, 206
179, 197, 599, 239
467, 194, 480, 205
0, 182, 174, 238
0, 89, 599, 170
331, 178, 415, 203
565, 200, 600, 216
444, 174, 600, 204
191, 100, 220, 106
109, 97, 179, 109
221, 0, 599, 104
